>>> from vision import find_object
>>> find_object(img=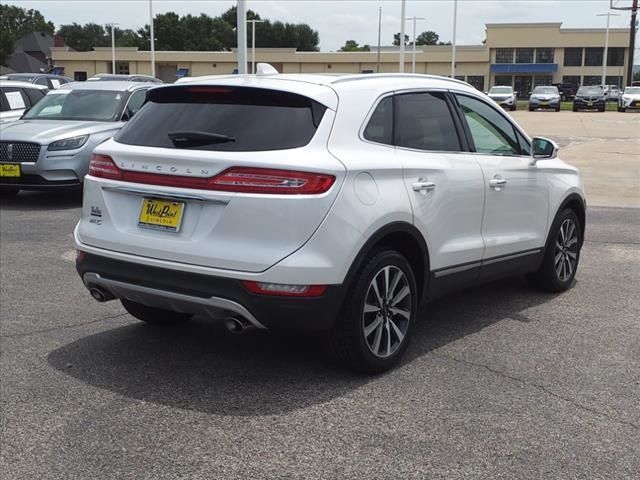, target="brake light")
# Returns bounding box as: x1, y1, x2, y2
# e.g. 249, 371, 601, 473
243, 281, 327, 297
88, 154, 122, 180
210, 167, 335, 195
